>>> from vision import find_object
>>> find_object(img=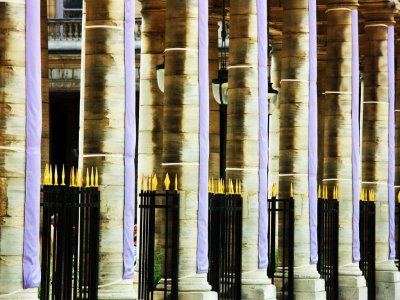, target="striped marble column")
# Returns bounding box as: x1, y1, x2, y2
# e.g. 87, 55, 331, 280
323, 3, 366, 298
82, 0, 135, 298
279, 0, 325, 298
162, 0, 216, 298
361, 3, 400, 299
0, 1, 37, 298
226, 0, 276, 299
